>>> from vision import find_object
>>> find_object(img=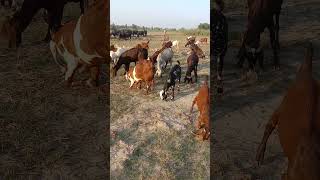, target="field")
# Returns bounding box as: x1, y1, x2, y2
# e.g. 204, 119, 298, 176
0, 4, 108, 179
110, 31, 210, 179
212, 0, 320, 179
